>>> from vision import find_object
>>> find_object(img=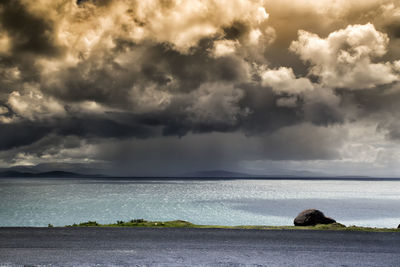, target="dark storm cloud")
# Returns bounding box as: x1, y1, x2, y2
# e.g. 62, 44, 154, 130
79, 125, 345, 176
0, 111, 159, 151
56, 114, 156, 139
386, 22, 400, 38
0, 0, 62, 57
0, 0, 399, 175
76, 0, 112, 7
338, 85, 400, 141
223, 22, 250, 41
238, 85, 301, 134
0, 122, 50, 151
302, 90, 345, 126
41, 40, 248, 105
